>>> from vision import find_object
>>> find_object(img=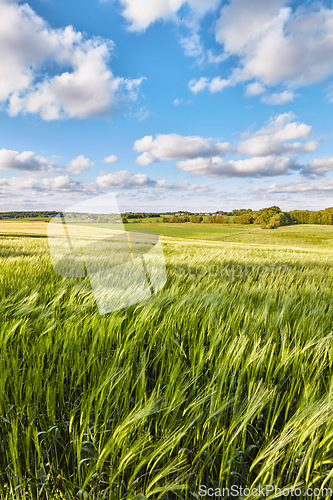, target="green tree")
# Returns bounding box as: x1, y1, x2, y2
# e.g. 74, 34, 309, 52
235, 213, 254, 224
269, 212, 287, 228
